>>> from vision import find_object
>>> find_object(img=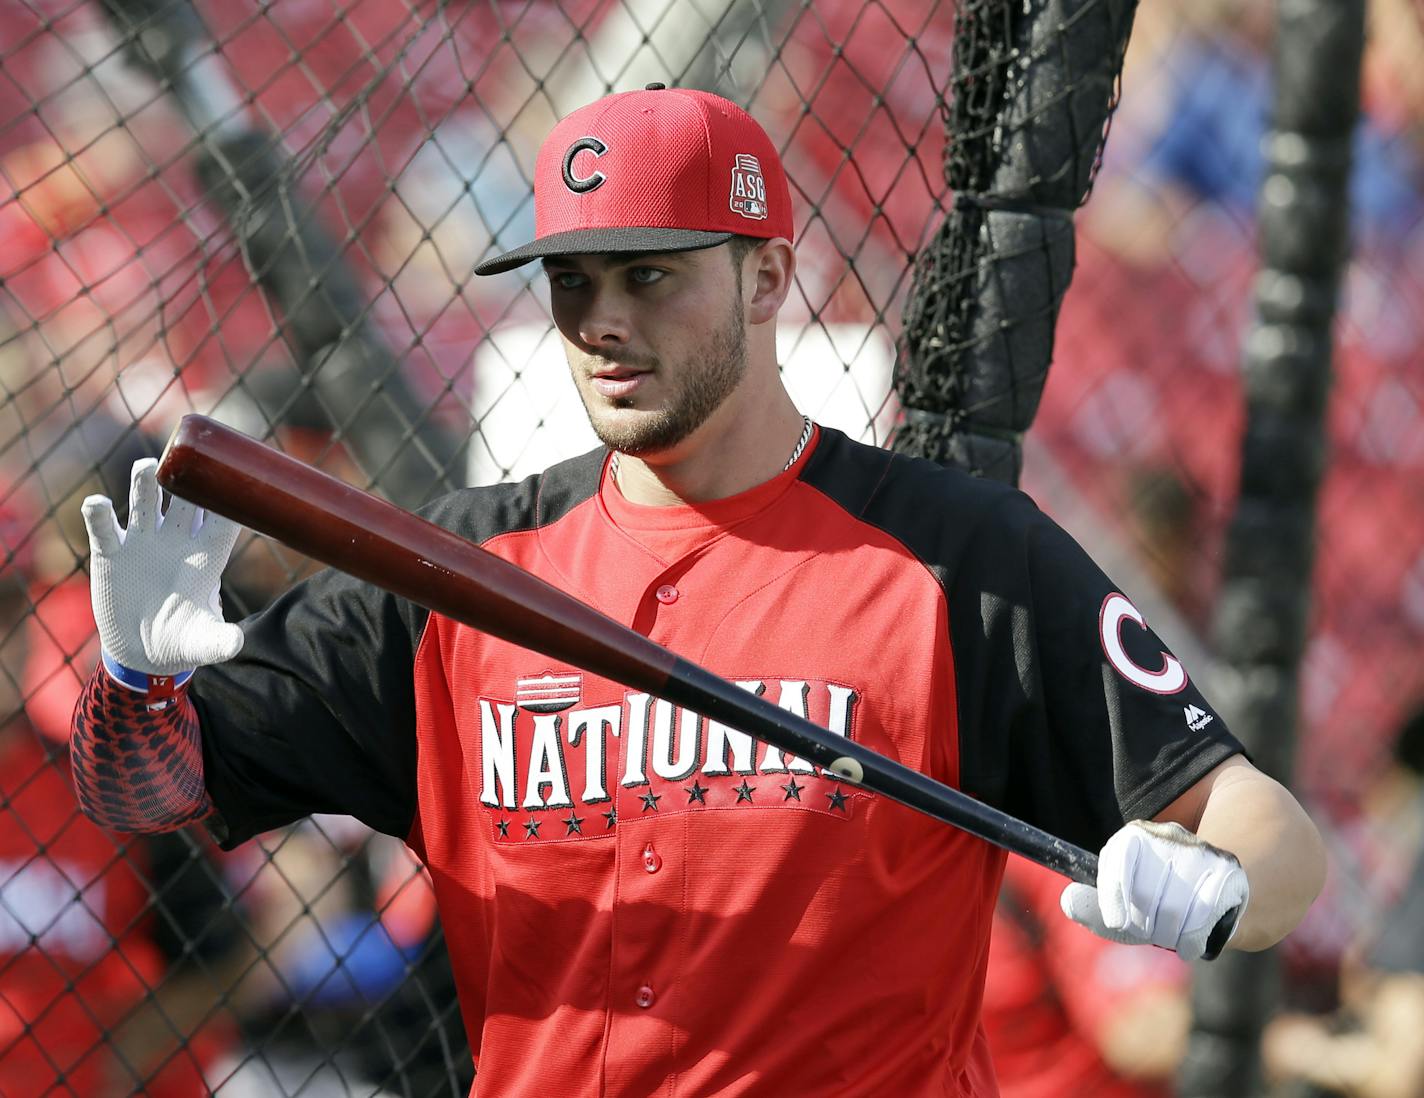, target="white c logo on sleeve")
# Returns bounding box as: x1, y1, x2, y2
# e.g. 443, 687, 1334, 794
1099, 593, 1188, 695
